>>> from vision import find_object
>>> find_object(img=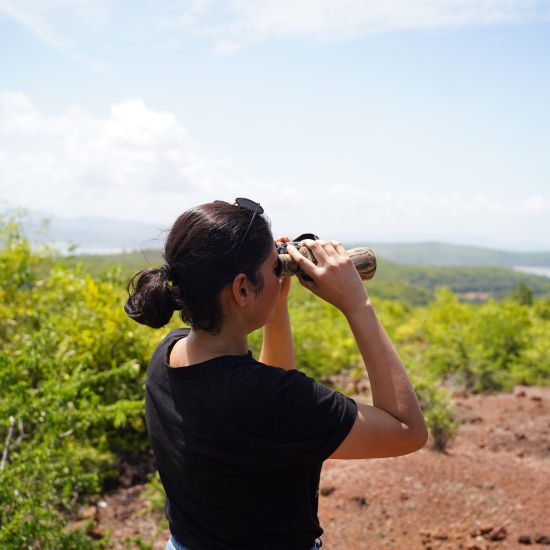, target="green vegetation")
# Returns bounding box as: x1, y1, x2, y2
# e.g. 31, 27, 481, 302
368, 259, 550, 303
2, 214, 550, 547
0, 215, 163, 549
394, 288, 550, 392
58, 249, 164, 281
60, 249, 550, 306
